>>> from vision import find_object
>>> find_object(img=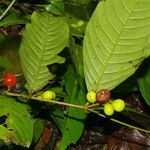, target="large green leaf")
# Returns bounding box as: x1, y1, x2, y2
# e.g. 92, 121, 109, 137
19, 11, 69, 93
58, 65, 87, 150
0, 95, 33, 147
83, 0, 150, 92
